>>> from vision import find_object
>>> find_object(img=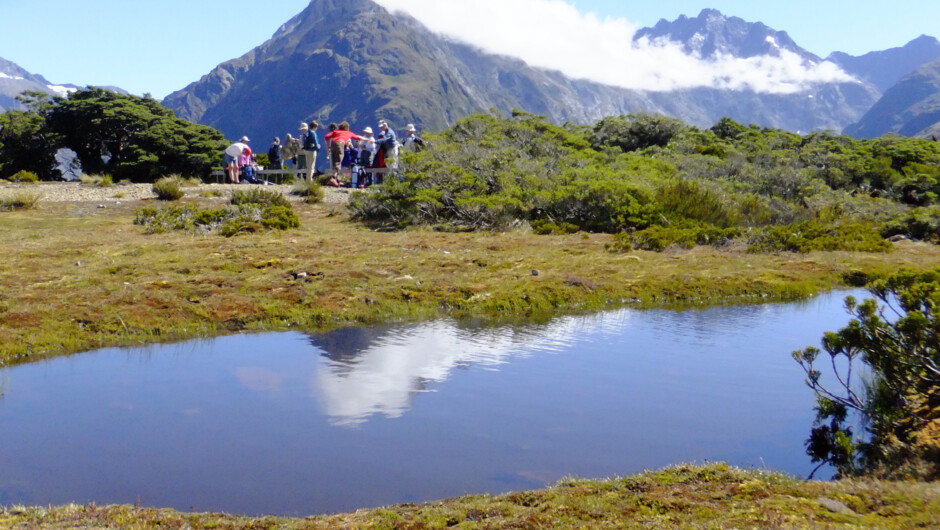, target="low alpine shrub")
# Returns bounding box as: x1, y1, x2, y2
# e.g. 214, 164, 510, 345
9, 170, 38, 183
748, 221, 891, 253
